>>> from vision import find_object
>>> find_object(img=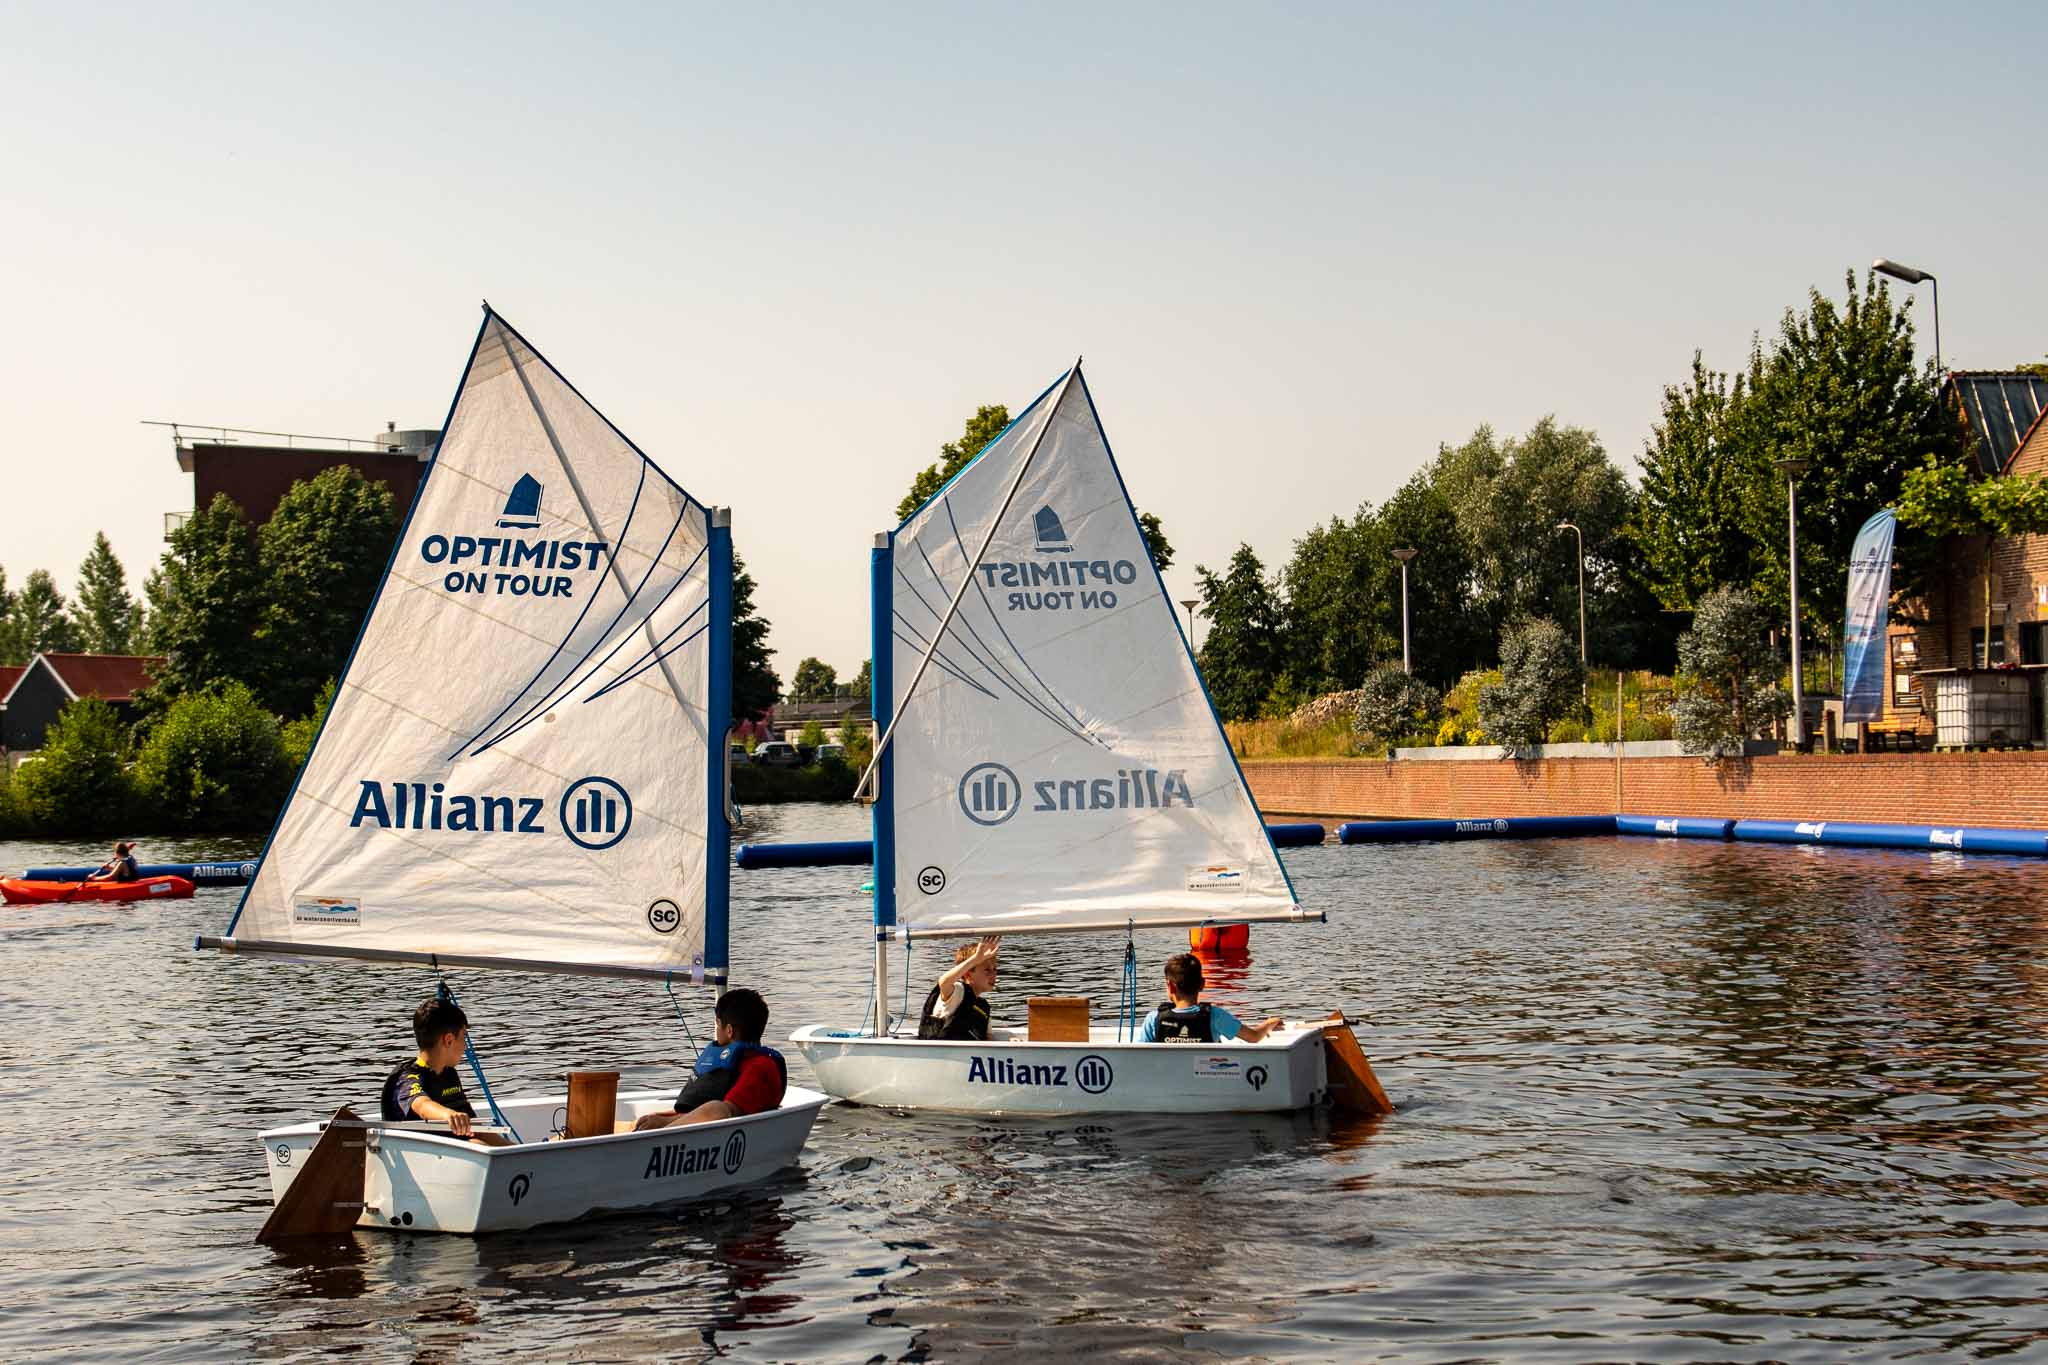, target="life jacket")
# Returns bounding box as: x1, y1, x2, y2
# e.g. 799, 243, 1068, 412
675, 1039, 787, 1112
380, 1057, 477, 1121
918, 981, 991, 1040
1151, 1001, 1215, 1043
